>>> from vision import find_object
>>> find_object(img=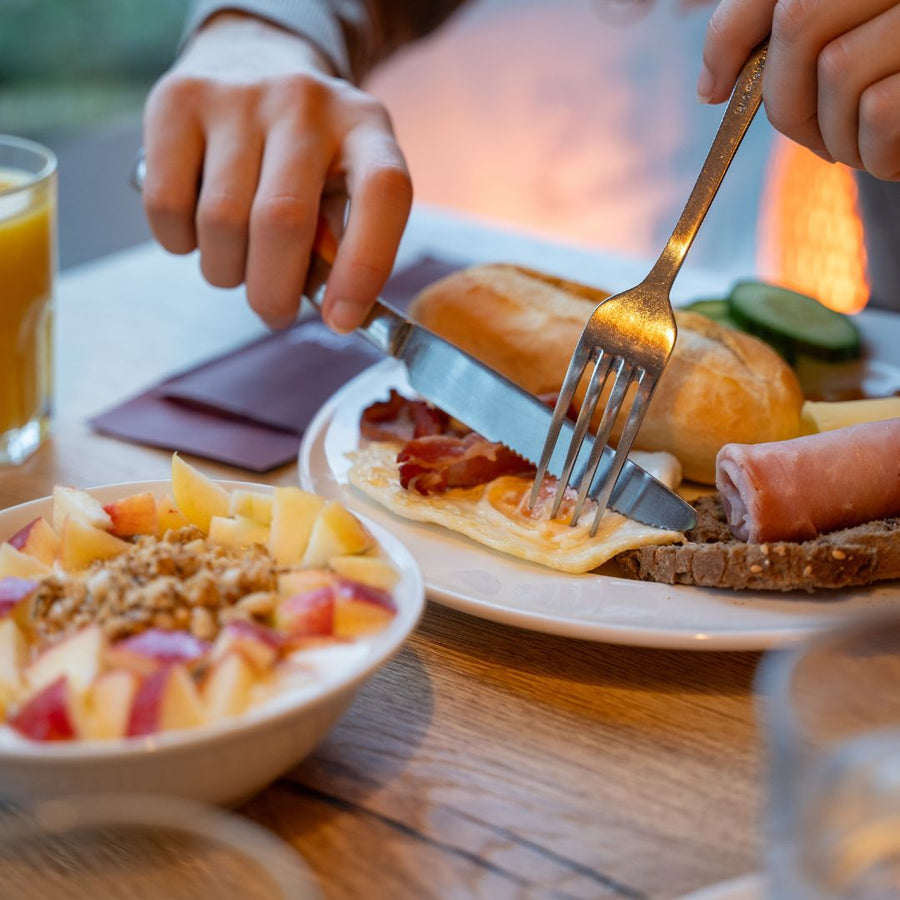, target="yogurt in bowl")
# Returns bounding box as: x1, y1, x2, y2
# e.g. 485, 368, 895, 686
0, 455, 424, 805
